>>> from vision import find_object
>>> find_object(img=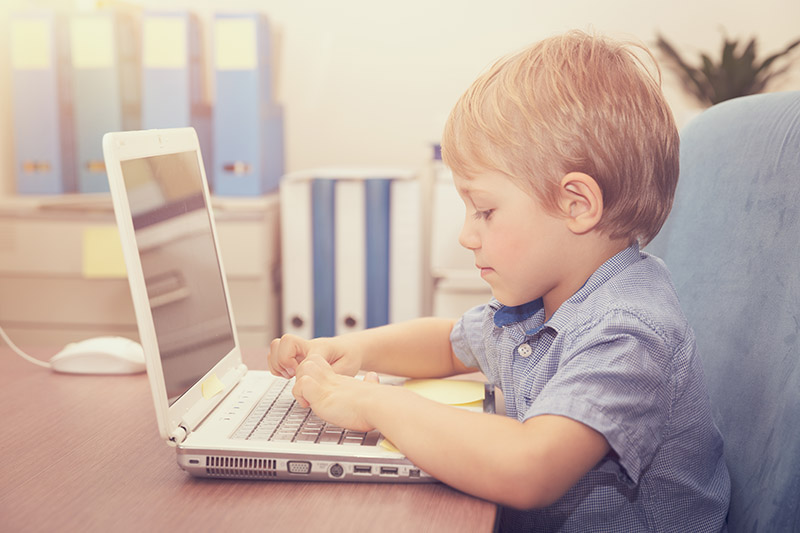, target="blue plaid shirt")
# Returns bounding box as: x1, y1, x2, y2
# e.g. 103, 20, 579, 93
451, 245, 730, 532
